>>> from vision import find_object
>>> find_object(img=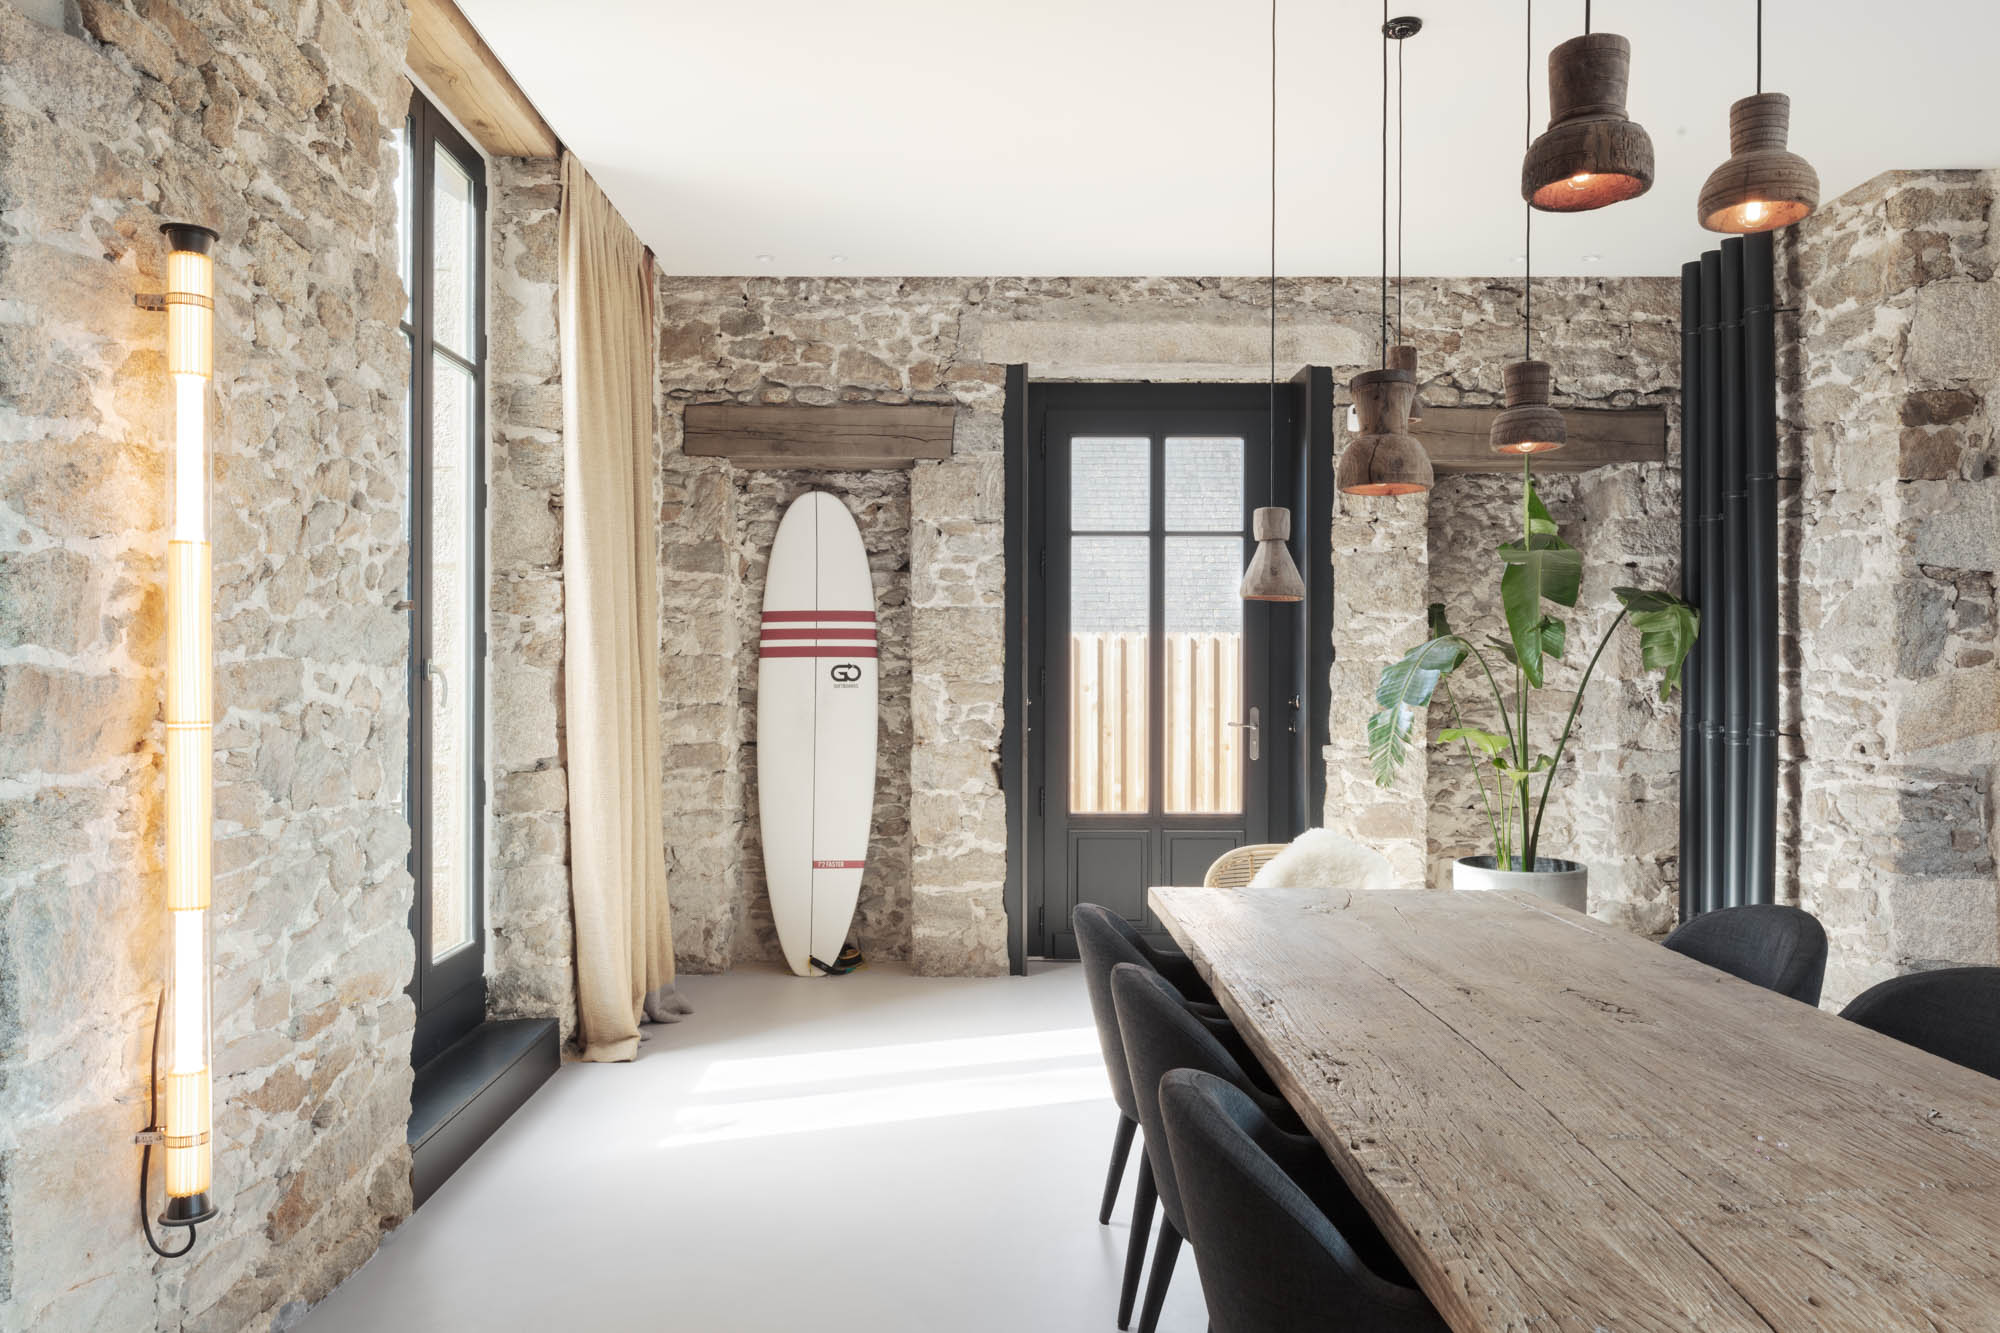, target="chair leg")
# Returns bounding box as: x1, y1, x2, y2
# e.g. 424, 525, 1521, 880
1136, 1221, 1183, 1333
1100, 1115, 1138, 1224
1117, 1155, 1157, 1330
